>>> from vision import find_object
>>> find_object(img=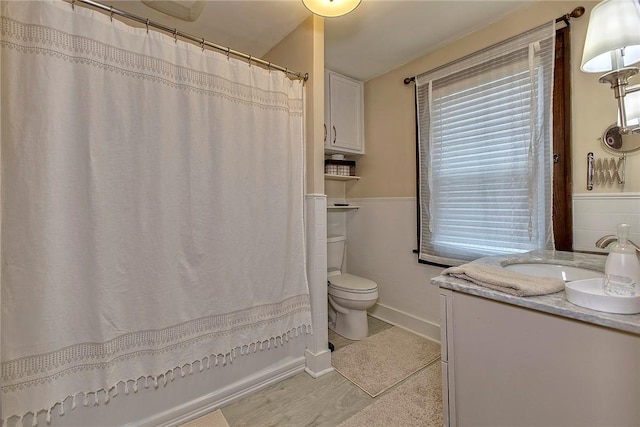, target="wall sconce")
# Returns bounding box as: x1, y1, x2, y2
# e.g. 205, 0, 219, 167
581, 0, 640, 152
302, 0, 361, 17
